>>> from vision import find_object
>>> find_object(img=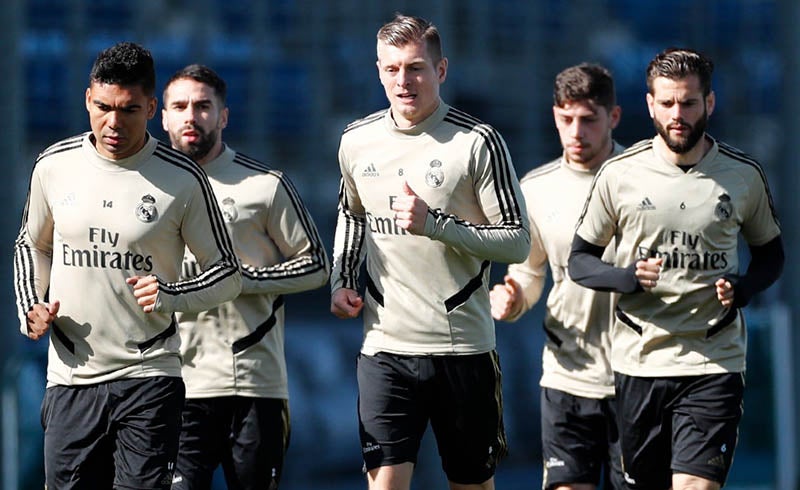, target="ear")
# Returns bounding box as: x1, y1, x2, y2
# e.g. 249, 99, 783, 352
219, 106, 229, 130
161, 108, 169, 132
146, 96, 157, 120
646, 92, 655, 119
85, 87, 92, 112
609, 105, 622, 130
437, 57, 448, 84
705, 90, 715, 117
